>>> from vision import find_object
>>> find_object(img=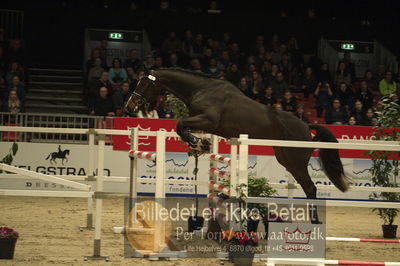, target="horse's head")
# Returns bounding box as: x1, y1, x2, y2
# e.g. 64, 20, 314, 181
65, 150, 70, 156
124, 74, 160, 114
